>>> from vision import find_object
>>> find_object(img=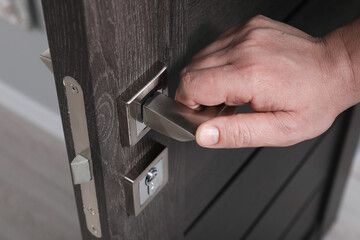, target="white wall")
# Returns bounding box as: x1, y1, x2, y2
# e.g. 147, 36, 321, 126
0, 0, 63, 139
